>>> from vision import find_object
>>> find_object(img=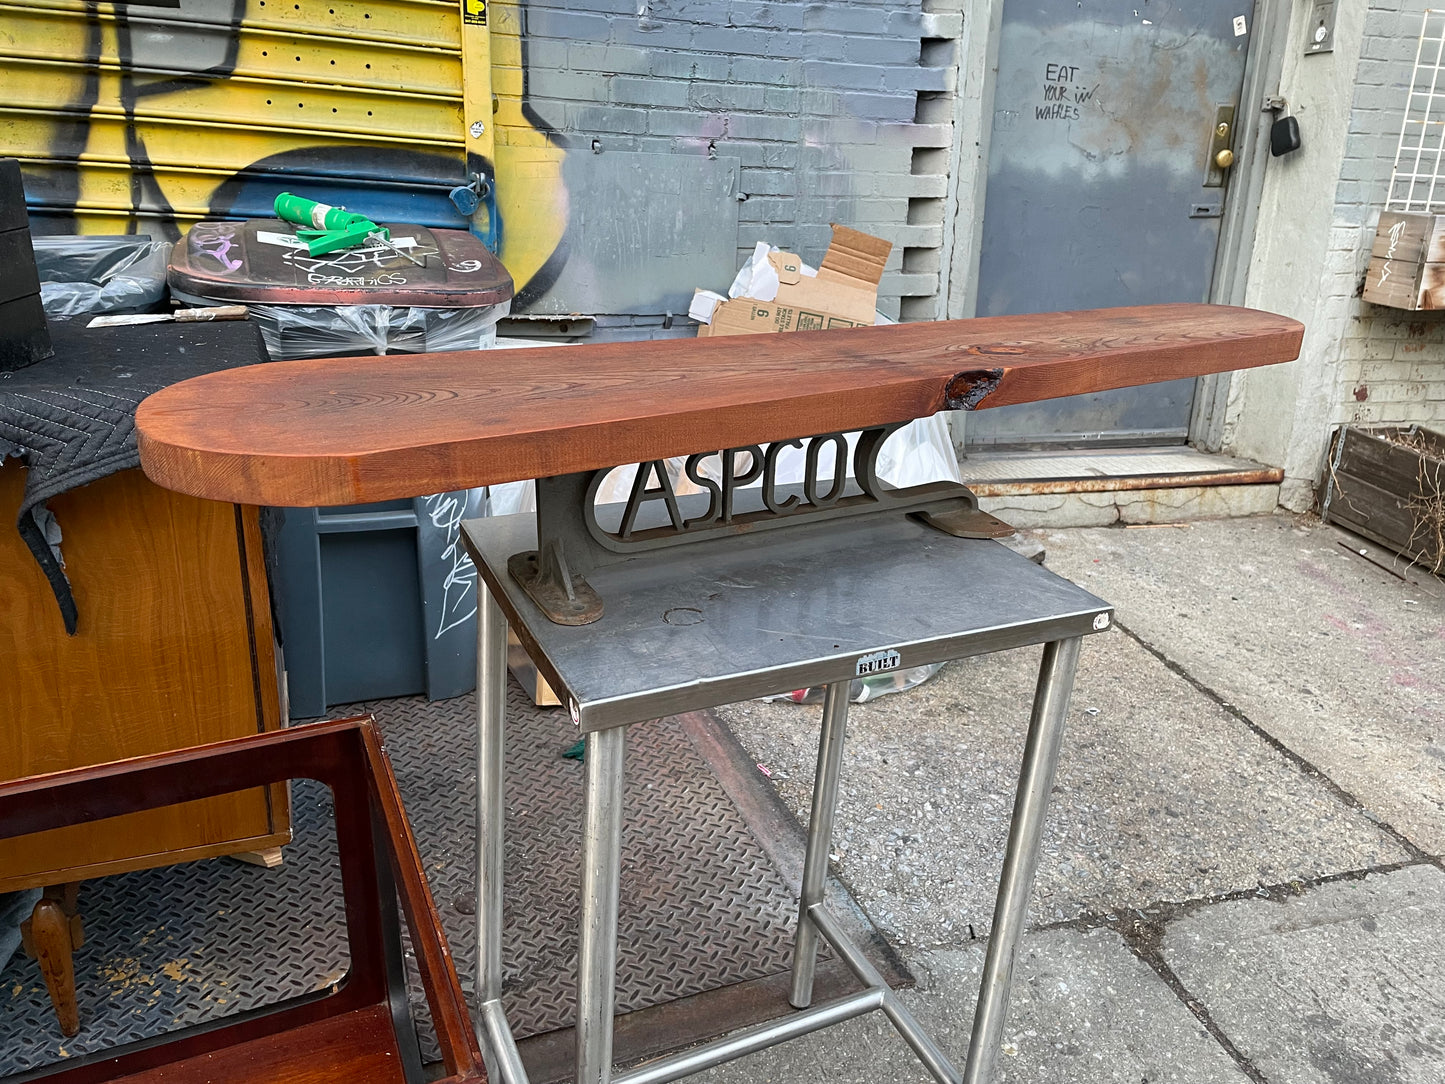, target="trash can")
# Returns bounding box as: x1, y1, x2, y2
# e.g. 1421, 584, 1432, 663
168, 218, 515, 717
168, 218, 512, 359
